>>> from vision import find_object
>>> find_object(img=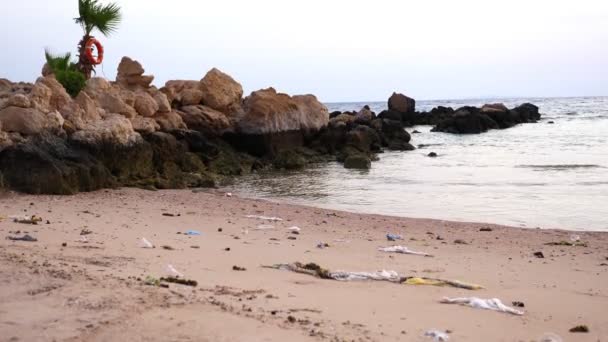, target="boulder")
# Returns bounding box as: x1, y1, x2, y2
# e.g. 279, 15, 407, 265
512, 103, 541, 122
180, 88, 204, 106
134, 92, 159, 117
373, 119, 414, 151
35, 76, 71, 112
330, 113, 356, 127
0, 106, 49, 135
75, 92, 102, 123
96, 92, 138, 118
83, 77, 112, 99
178, 105, 232, 135
431, 107, 498, 134
161, 80, 200, 105
116, 57, 154, 89
239, 88, 328, 134
130, 116, 159, 134
292, 94, 329, 131
150, 89, 171, 112
388, 92, 415, 114
345, 125, 381, 153
354, 106, 374, 125
344, 153, 371, 169
481, 103, 508, 113
7, 94, 30, 108
154, 111, 187, 132
199, 68, 243, 114
71, 114, 141, 146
